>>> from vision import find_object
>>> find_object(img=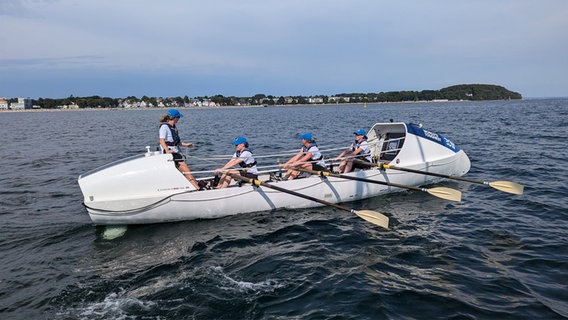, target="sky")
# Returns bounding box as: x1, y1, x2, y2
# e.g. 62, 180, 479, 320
1, 0, 567, 99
